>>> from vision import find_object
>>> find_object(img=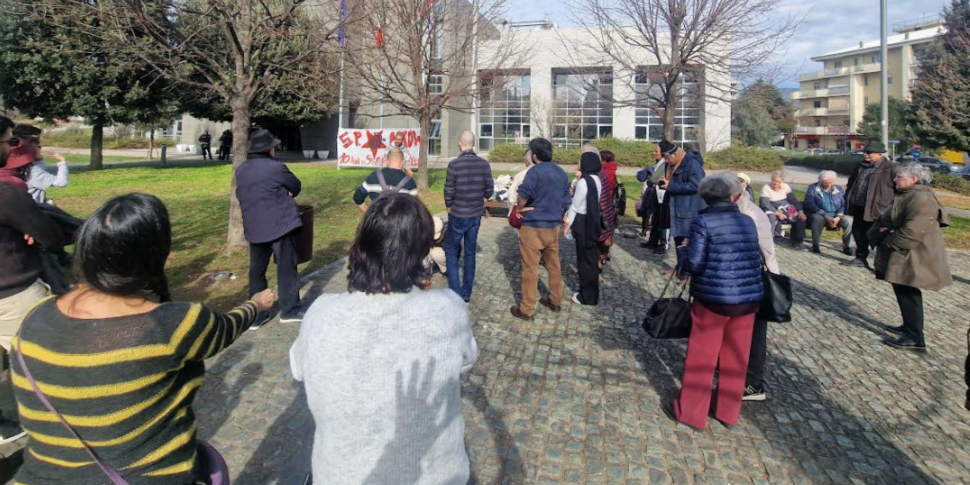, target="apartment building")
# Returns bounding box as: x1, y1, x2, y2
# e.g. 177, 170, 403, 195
787, 16, 943, 152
